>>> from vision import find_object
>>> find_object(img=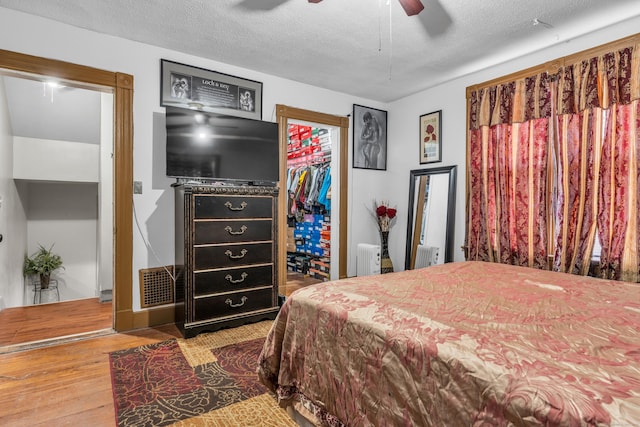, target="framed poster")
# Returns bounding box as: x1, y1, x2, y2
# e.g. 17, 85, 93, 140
160, 59, 263, 120
352, 104, 388, 170
420, 110, 442, 164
